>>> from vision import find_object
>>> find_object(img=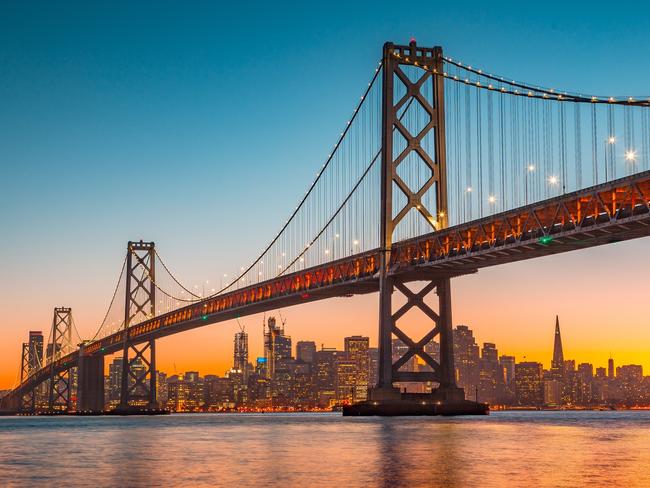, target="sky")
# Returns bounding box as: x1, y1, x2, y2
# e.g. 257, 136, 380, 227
1, 1, 650, 388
